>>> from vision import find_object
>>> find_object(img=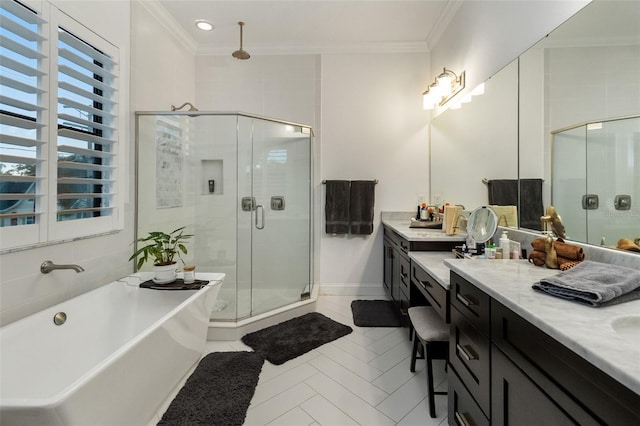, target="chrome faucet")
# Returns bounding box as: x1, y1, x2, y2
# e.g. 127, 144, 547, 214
40, 260, 85, 274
